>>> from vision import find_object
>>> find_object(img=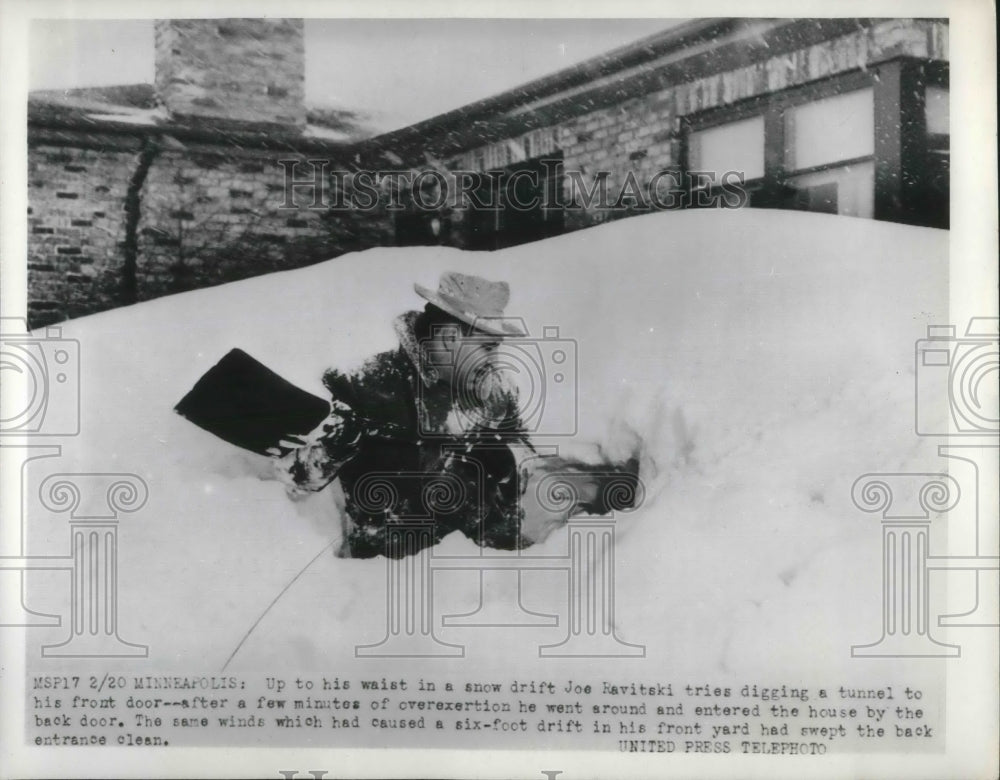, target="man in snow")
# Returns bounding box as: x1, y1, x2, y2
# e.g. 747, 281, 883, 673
272, 271, 538, 558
